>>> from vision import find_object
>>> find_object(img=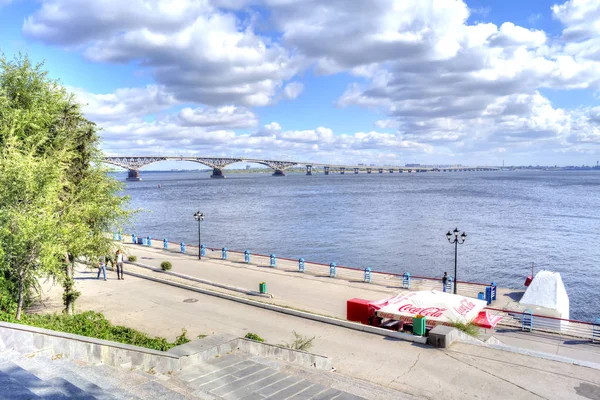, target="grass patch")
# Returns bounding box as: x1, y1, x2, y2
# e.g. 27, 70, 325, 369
449, 320, 480, 337
281, 331, 315, 352
161, 261, 172, 271
0, 311, 190, 351
128, 255, 137, 262
244, 332, 264, 342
